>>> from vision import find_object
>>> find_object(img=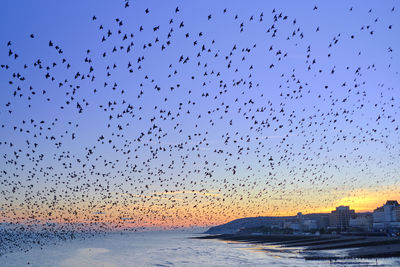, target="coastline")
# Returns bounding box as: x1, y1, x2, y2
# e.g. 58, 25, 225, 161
193, 233, 400, 260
